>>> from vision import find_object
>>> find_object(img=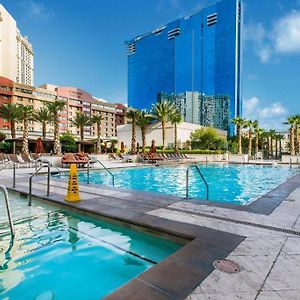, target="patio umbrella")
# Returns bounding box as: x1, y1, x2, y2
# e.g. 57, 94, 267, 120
150, 140, 156, 154
35, 138, 43, 154
120, 142, 125, 153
